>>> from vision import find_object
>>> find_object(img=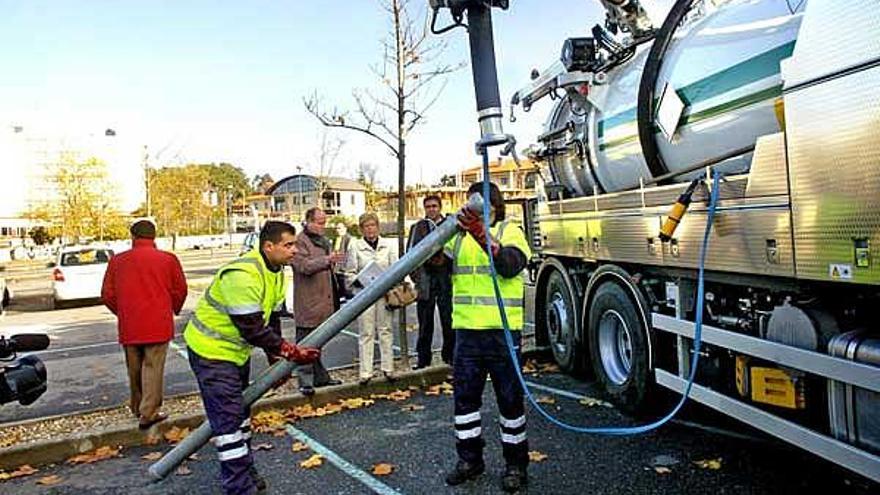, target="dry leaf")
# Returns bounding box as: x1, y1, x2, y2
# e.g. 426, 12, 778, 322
291, 441, 309, 453
521, 360, 538, 374
535, 395, 556, 405
176, 466, 192, 476
654, 466, 673, 475
35, 474, 63, 486
163, 426, 191, 445
539, 363, 561, 373
528, 451, 548, 462
0, 432, 21, 449
300, 454, 324, 469
188, 453, 200, 461
401, 404, 425, 412
407, 385, 420, 392
144, 434, 162, 446
387, 390, 412, 402
372, 463, 394, 476
578, 397, 613, 408
141, 452, 163, 461
425, 382, 454, 396
252, 410, 287, 432
340, 397, 375, 409
0, 464, 39, 481
67, 446, 122, 465
272, 430, 287, 437
252, 443, 274, 452
693, 458, 722, 470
